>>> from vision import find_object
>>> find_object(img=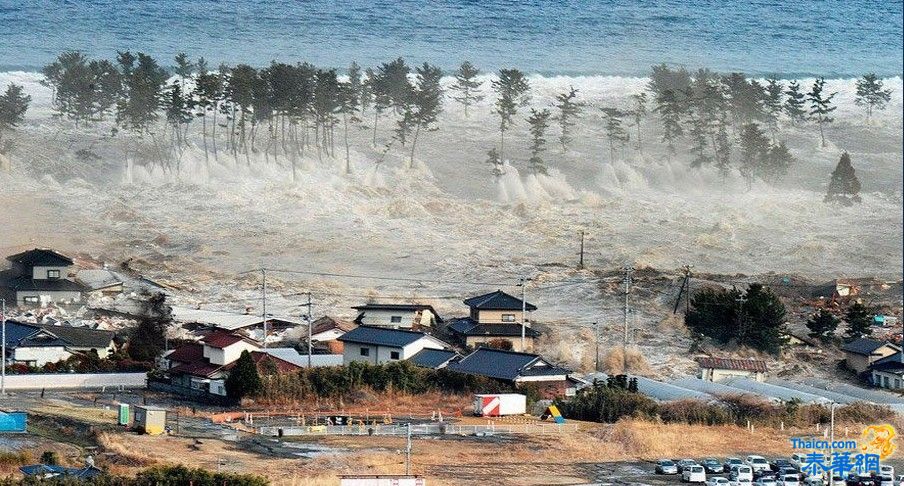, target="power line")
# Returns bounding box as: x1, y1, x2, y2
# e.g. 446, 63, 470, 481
240, 267, 517, 287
